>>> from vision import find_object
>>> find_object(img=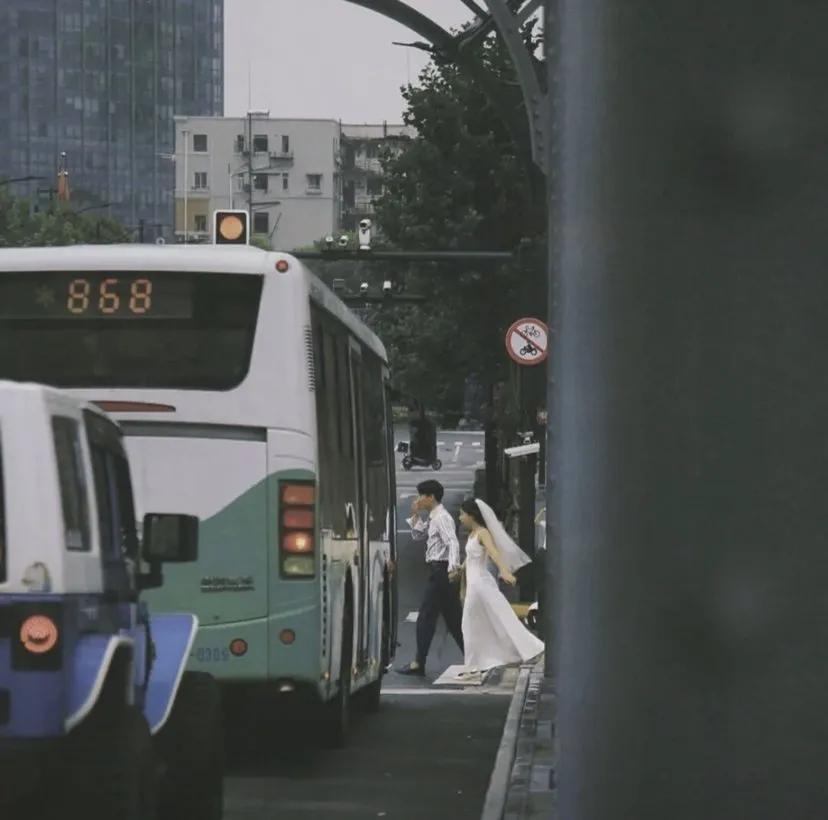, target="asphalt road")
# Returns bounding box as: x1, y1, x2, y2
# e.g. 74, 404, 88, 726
224, 429, 509, 820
